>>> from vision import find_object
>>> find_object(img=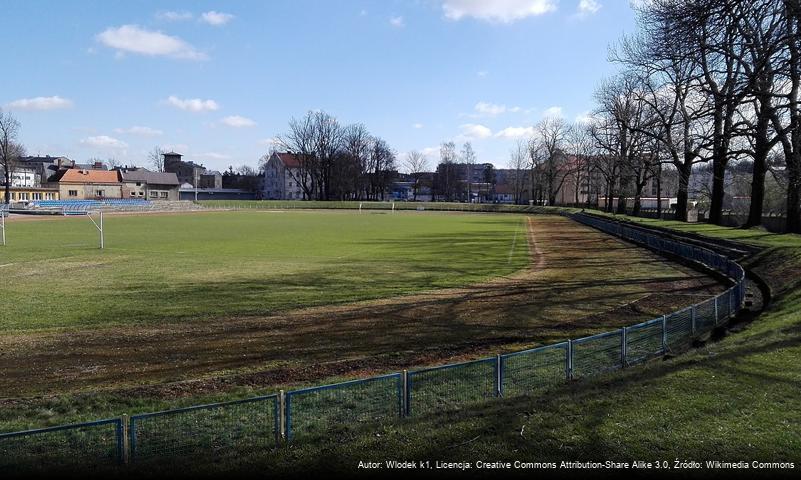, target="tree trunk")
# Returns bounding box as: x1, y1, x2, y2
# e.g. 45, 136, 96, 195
656, 163, 663, 219
675, 166, 691, 222
632, 189, 643, 217
3, 168, 10, 204
788, 152, 801, 233
708, 154, 727, 224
